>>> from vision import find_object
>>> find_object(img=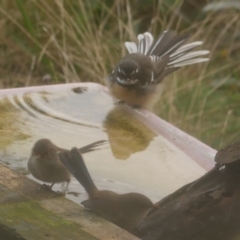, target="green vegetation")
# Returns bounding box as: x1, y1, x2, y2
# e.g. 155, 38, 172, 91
0, 0, 239, 149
